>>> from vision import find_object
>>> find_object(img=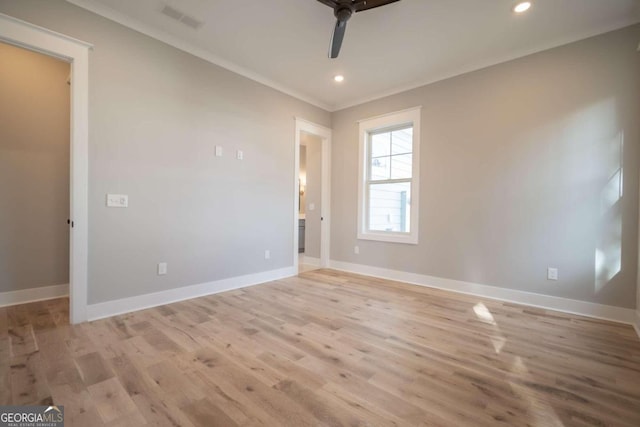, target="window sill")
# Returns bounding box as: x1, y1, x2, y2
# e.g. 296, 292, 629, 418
357, 231, 418, 245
